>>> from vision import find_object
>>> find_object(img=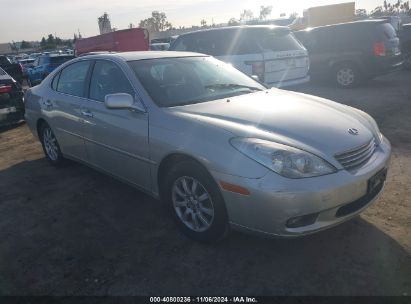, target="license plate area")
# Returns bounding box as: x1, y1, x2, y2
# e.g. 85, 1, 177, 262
368, 168, 387, 194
